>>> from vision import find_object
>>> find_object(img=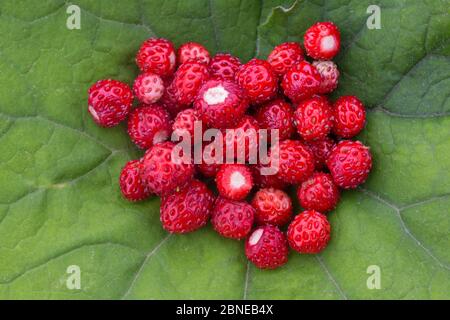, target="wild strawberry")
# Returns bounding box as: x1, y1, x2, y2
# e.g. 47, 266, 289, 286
312, 60, 339, 94
127, 104, 172, 149
332, 95, 366, 138
287, 210, 331, 254
194, 78, 249, 128
297, 172, 340, 213
251, 188, 292, 226
211, 197, 255, 239
294, 96, 333, 141
281, 61, 321, 103
304, 22, 341, 60
245, 225, 288, 269
236, 59, 278, 104
255, 99, 295, 142
159, 75, 184, 117
305, 137, 335, 170
172, 108, 204, 144
88, 79, 133, 127
119, 160, 151, 201
133, 73, 165, 104
326, 140, 372, 189
177, 42, 211, 65
197, 139, 224, 178
223, 115, 259, 162
267, 42, 304, 77
270, 139, 315, 184
216, 164, 253, 201
160, 179, 215, 233
136, 38, 176, 76
209, 53, 242, 81
141, 141, 194, 196
250, 164, 288, 190
167, 60, 209, 107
